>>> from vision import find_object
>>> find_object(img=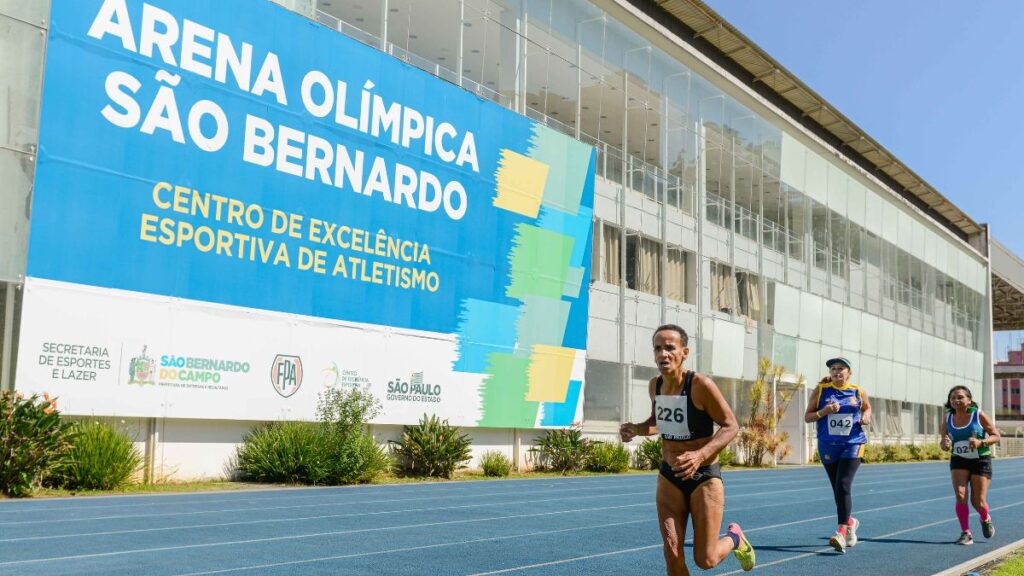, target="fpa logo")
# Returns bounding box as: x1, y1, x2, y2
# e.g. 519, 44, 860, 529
271, 355, 303, 398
